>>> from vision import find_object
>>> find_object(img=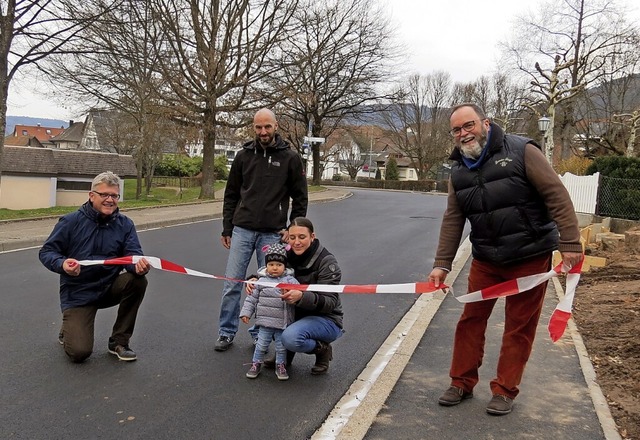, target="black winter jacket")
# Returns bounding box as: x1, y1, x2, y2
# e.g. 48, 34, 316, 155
222, 134, 308, 236
288, 240, 344, 329
450, 123, 558, 264
39, 202, 144, 311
